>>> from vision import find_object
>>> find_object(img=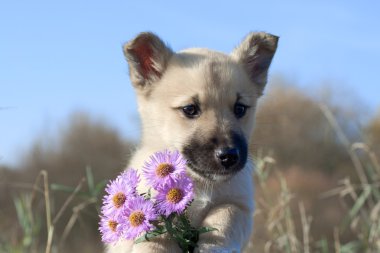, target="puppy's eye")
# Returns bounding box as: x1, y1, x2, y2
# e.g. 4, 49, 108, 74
182, 104, 200, 118
234, 103, 249, 118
